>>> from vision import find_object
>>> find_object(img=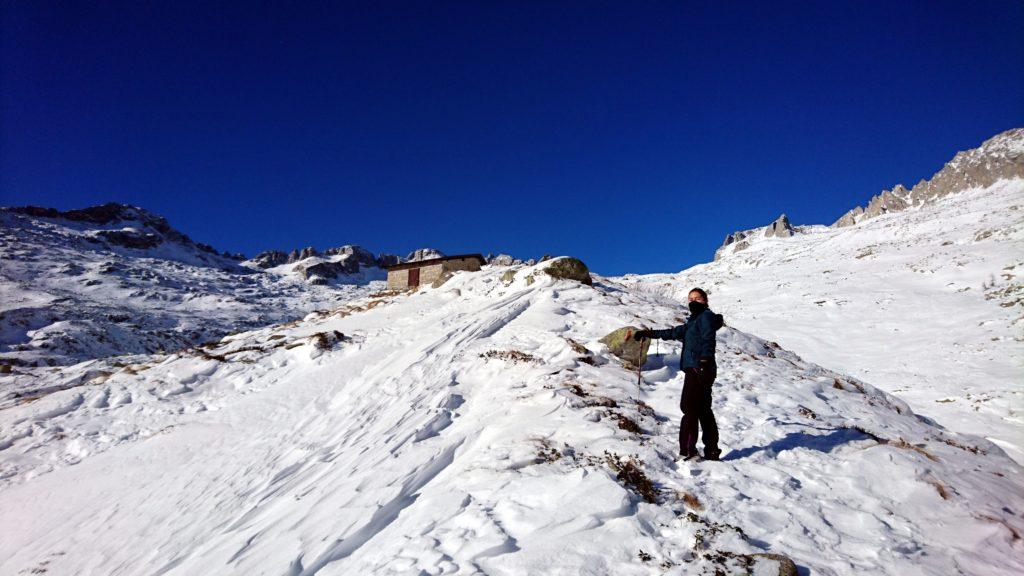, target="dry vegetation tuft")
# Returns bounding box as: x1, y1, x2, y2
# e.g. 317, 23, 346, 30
479, 349, 538, 364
